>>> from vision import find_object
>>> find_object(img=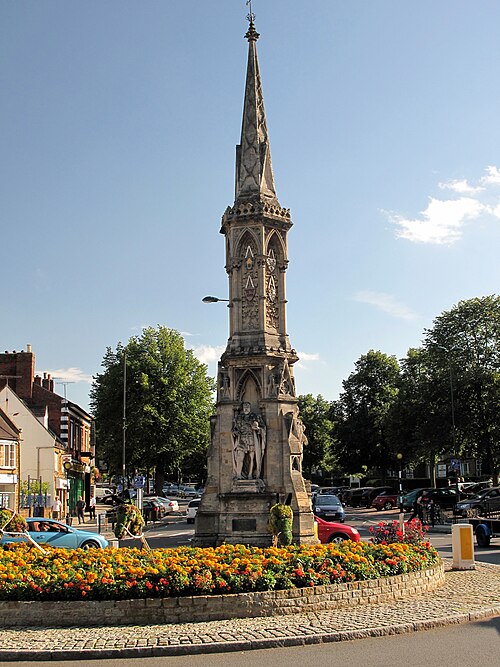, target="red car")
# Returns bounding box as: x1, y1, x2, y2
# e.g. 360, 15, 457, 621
371, 492, 399, 511
315, 516, 361, 544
